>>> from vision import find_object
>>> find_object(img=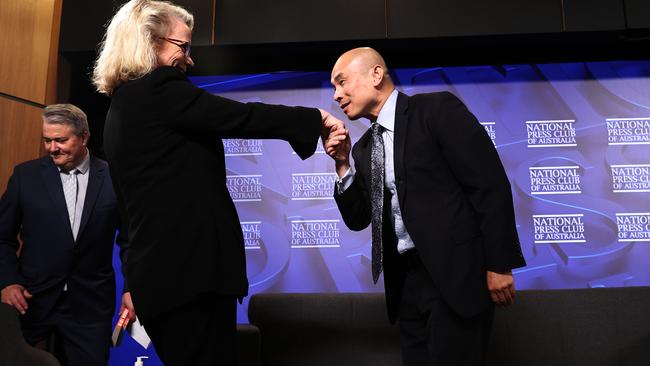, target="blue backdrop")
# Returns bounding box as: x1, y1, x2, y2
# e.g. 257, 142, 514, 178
110, 60, 650, 365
